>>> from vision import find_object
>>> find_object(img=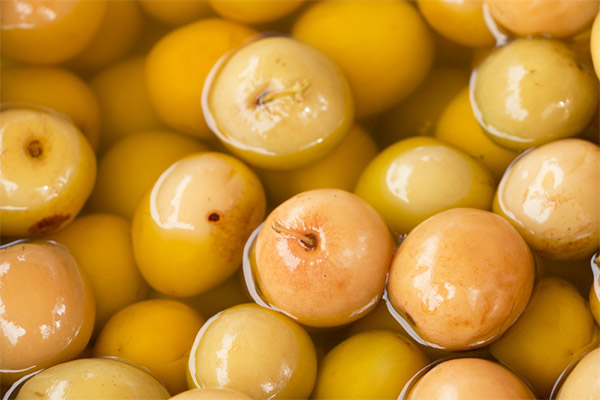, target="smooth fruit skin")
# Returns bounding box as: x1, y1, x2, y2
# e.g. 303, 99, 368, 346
67, 0, 143, 73
0, 241, 95, 386
406, 358, 536, 399
90, 56, 166, 153
205, 36, 354, 171
556, 347, 600, 399
132, 152, 266, 297
0, 108, 96, 237
292, 0, 434, 118
592, 12, 600, 78
170, 388, 252, 400
43, 213, 149, 333
94, 299, 205, 395
208, 0, 305, 24
493, 139, 600, 261
417, 0, 495, 47
471, 38, 599, 151
89, 130, 210, 220
254, 189, 395, 327
1, 65, 101, 150
591, 256, 600, 325
0, 0, 107, 64
354, 136, 496, 237
387, 208, 535, 351
15, 358, 170, 399
256, 124, 377, 206
489, 278, 599, 398
188, 304, 317, 400
435, 87, 519, 181
312, 330, 429, 399
485, 0, 599, 38
146, 18, 258, 138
